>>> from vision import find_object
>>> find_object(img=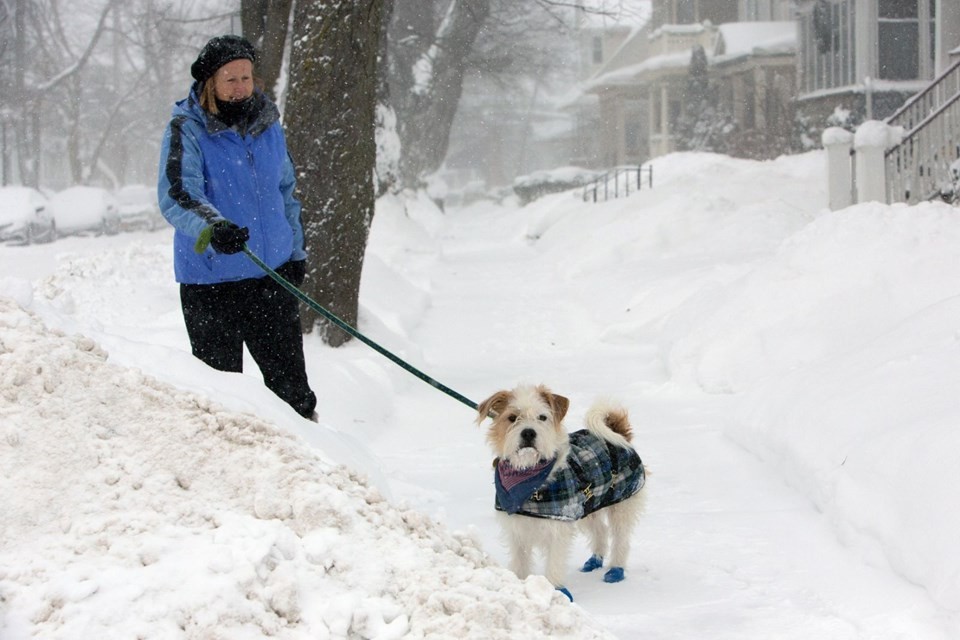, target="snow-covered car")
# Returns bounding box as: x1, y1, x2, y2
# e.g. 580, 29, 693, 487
0, 185, 56, 245
116, 184, 165, 231
49, 186, 121, 237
